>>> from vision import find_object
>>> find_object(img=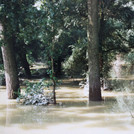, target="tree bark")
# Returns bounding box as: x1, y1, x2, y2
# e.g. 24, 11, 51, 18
87, 0, 102, 101
16, 41, 31, 79
54, 57, 62, 77
1, 23, 20, 99
51, 56, 56, 105
19, 51, 31, 79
